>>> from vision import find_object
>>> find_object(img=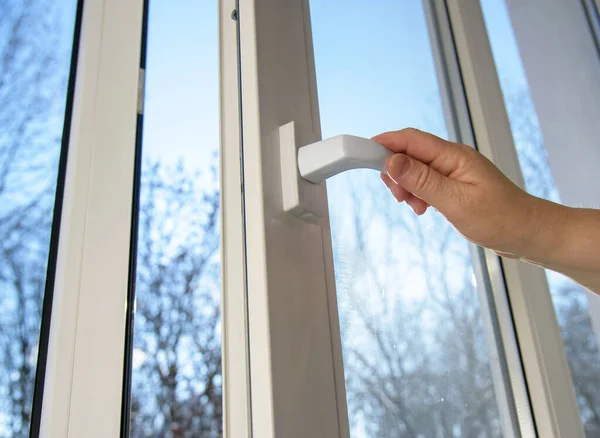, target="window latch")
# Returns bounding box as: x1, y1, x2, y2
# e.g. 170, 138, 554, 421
279, 121, 393, 222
